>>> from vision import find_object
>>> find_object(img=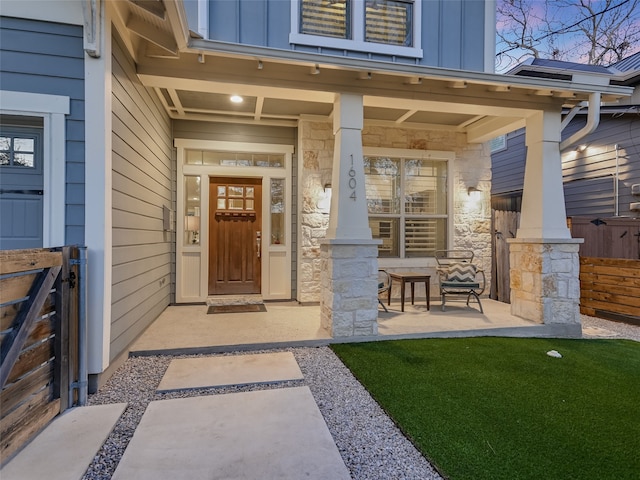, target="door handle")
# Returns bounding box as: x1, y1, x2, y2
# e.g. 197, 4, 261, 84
256, 231, 261, 258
